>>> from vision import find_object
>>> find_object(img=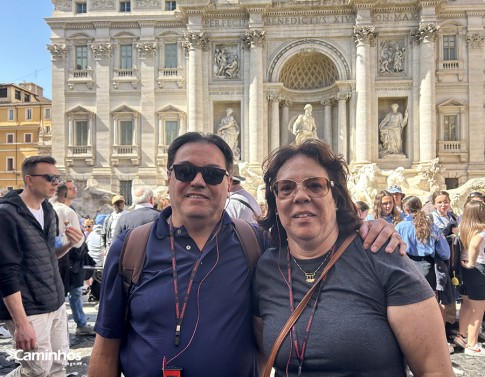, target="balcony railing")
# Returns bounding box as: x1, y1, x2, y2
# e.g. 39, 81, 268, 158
66, 145, 94, 166
113, 67, 138, 89
111, 144, 140, 165
157, 67, 185, 89
67, 68, 94, 89
438, 140, 467, 154
436, 60, 465, 81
